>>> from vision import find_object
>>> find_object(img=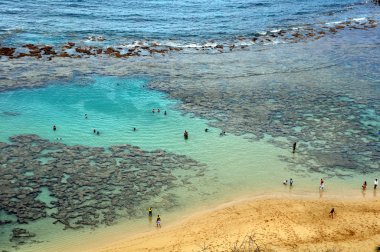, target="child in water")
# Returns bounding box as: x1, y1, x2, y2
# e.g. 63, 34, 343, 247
156, 215, 161, 228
